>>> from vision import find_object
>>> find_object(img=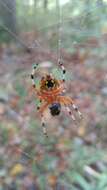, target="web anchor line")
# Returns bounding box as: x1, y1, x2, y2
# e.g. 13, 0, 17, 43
57, 0, 66, 82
